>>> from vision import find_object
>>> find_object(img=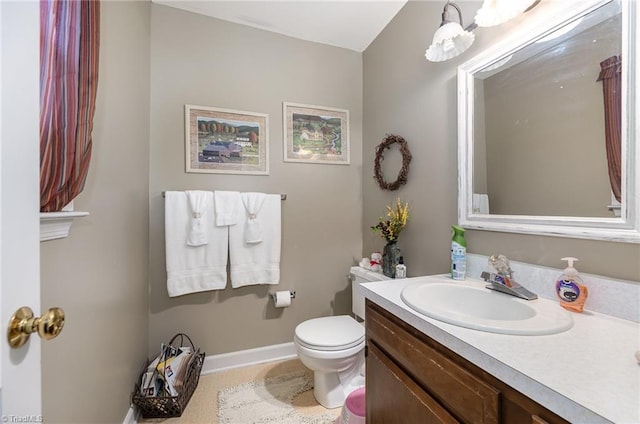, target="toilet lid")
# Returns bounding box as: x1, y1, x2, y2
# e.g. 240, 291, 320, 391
295, 316, 365, 351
